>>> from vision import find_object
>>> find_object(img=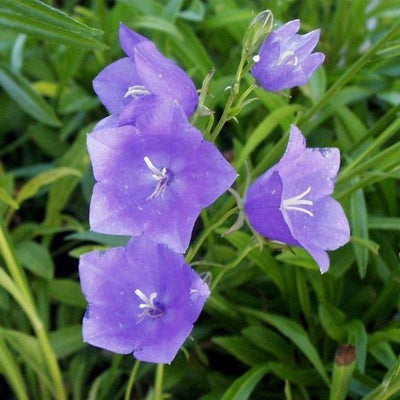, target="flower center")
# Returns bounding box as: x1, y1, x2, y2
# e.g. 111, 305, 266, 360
134, 289, 163, 322
144, 156, 173, 200
277, 50, 299, 66
124, 85, 150, 98
282, 187, 314, 217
